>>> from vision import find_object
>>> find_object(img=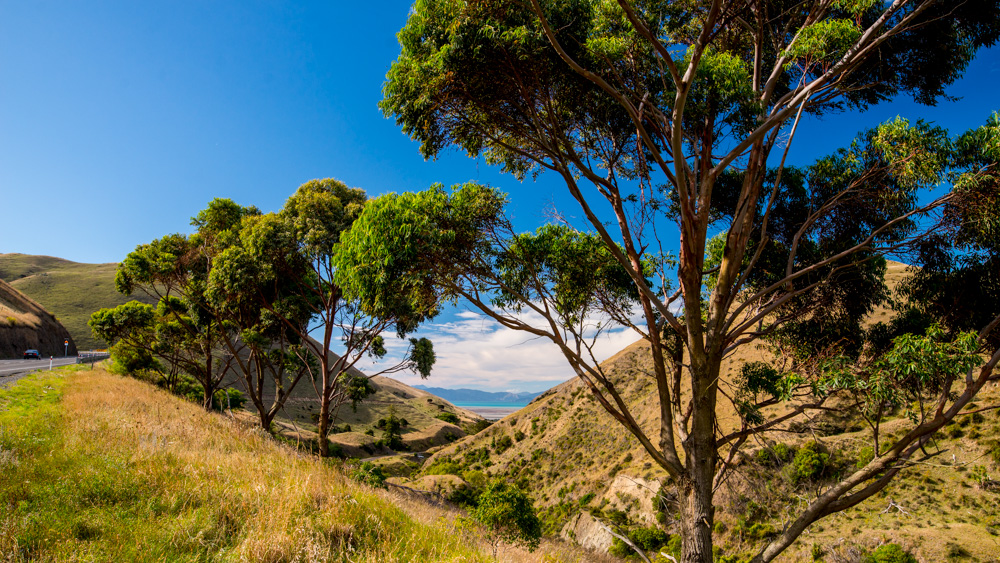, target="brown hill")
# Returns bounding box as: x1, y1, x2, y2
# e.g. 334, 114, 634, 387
0, 278, 77, 358
398, 261, 1000, 561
